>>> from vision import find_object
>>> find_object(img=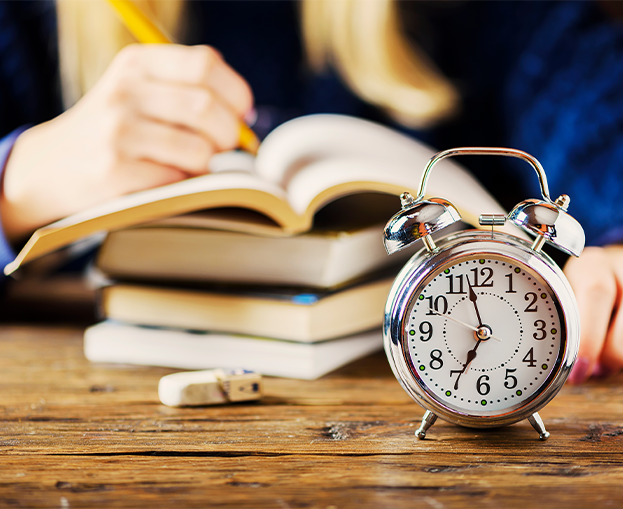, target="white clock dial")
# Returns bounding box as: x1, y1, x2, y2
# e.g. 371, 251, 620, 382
404, 255, 564, 415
